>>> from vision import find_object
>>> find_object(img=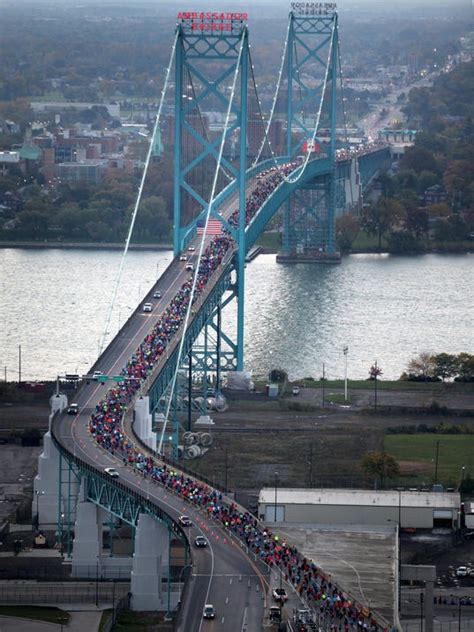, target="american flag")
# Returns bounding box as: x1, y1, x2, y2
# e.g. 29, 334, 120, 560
197, 217, 223, 235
